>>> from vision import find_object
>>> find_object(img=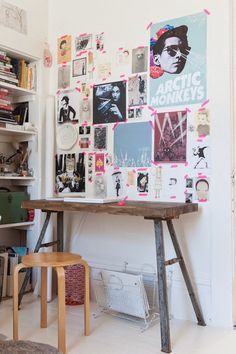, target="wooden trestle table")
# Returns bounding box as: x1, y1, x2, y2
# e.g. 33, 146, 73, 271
20, 199, 206, 353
